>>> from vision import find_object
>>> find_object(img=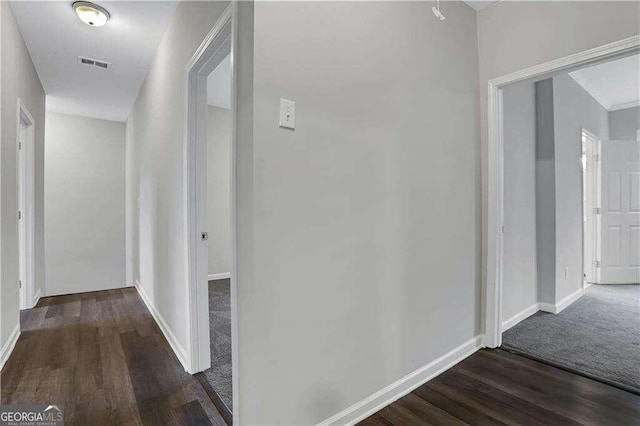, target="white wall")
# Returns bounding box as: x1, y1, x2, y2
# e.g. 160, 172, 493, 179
241, 2, 480, 423
477, 0, 640, 311
552, 73, 609, 301
609, 106, 640, 140
44, 112, 126, 296
502, 82, 537, 321
125, 102, 139, 288
1, 2, 46, 356
207, 106, 231, 276
125, 0, 230, 367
